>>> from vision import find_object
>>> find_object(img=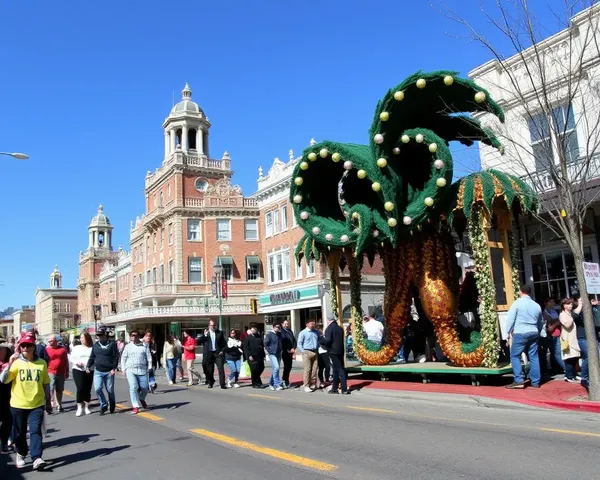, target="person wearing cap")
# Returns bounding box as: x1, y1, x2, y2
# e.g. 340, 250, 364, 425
319, 314, 350, 395
0, 331, 51, 470
86, 326, 119, 415
0, 332, 14, 453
